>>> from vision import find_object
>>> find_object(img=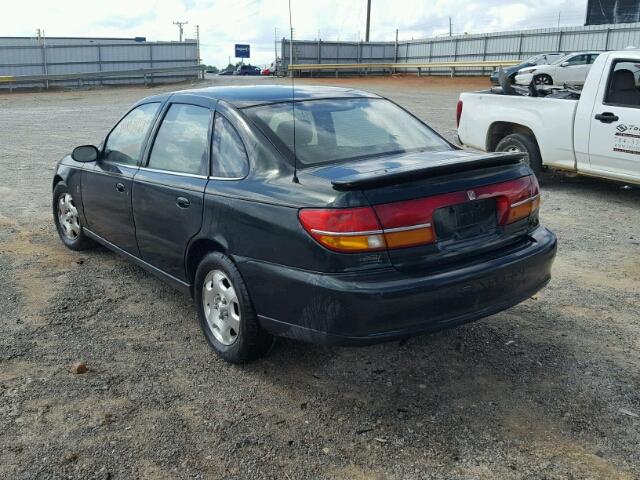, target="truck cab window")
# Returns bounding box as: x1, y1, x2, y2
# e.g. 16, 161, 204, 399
605, 60, 640, 107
